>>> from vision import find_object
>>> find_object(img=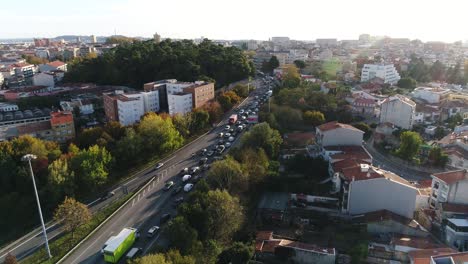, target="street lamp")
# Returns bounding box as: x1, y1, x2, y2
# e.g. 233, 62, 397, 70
22, 154, 52, 259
